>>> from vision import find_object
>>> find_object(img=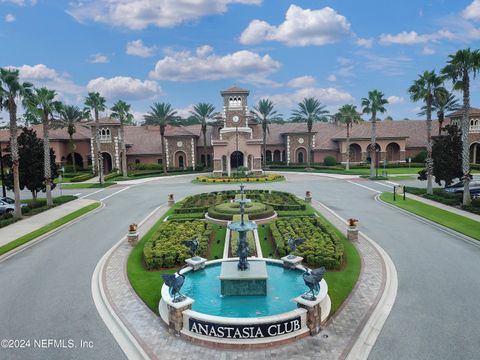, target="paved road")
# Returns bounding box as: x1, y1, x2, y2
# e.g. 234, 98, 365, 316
1, 174, 480, 359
